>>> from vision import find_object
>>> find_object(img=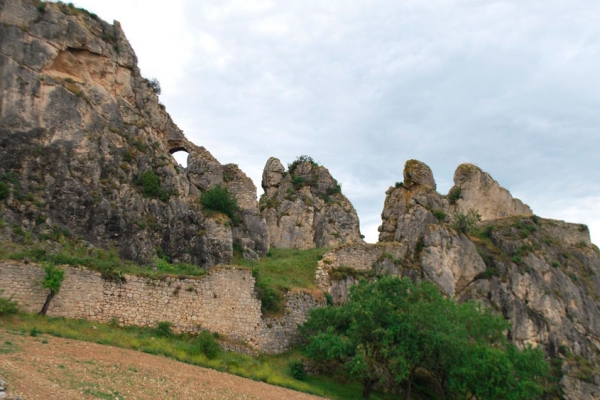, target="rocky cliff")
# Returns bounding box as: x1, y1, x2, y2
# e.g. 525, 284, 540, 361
0, 0, 267, 267
260, 156, 363, 249
319, 159, 600, 398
